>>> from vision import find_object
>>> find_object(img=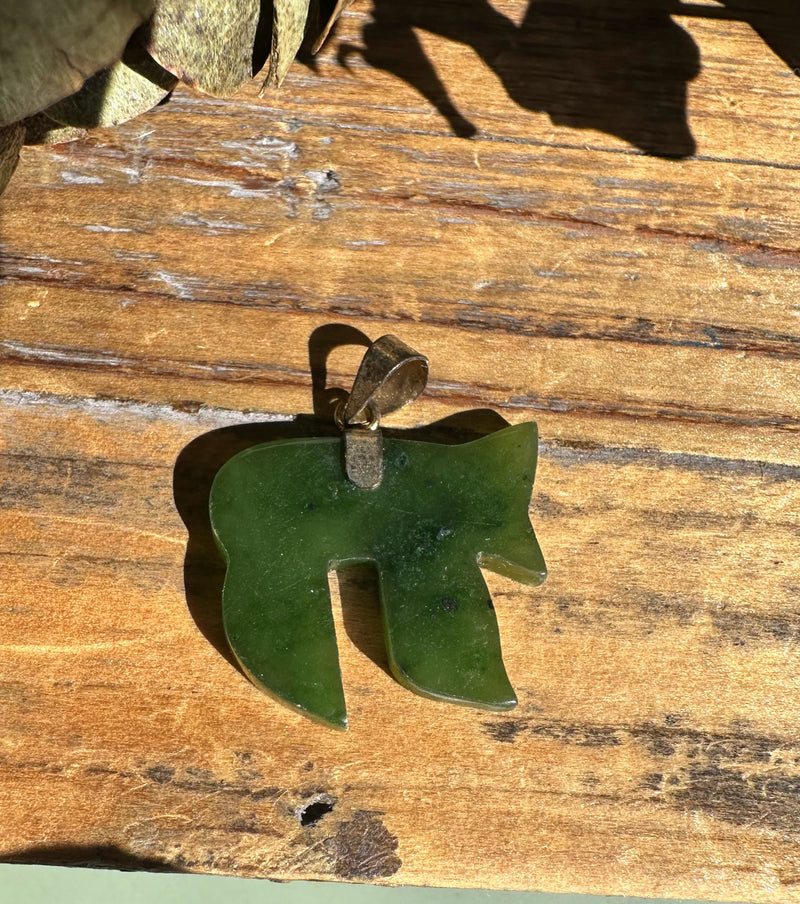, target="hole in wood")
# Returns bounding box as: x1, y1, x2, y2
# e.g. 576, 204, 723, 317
298, 797, 335, 827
